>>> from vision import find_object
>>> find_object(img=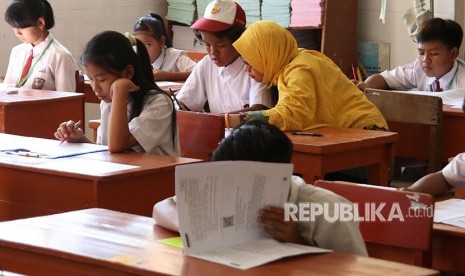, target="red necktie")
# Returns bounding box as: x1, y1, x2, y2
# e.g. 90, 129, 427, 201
20, 49, 33, 80
434, 79, 443, 92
